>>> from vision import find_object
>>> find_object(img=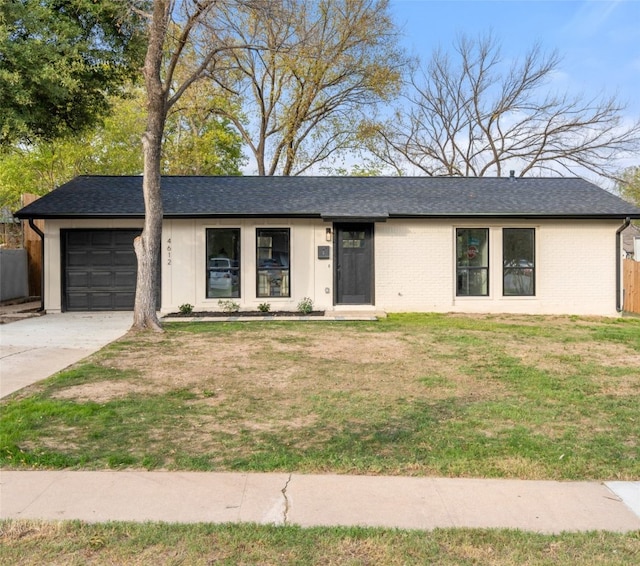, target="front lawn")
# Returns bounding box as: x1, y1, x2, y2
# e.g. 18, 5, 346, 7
1, 313, 639, 479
